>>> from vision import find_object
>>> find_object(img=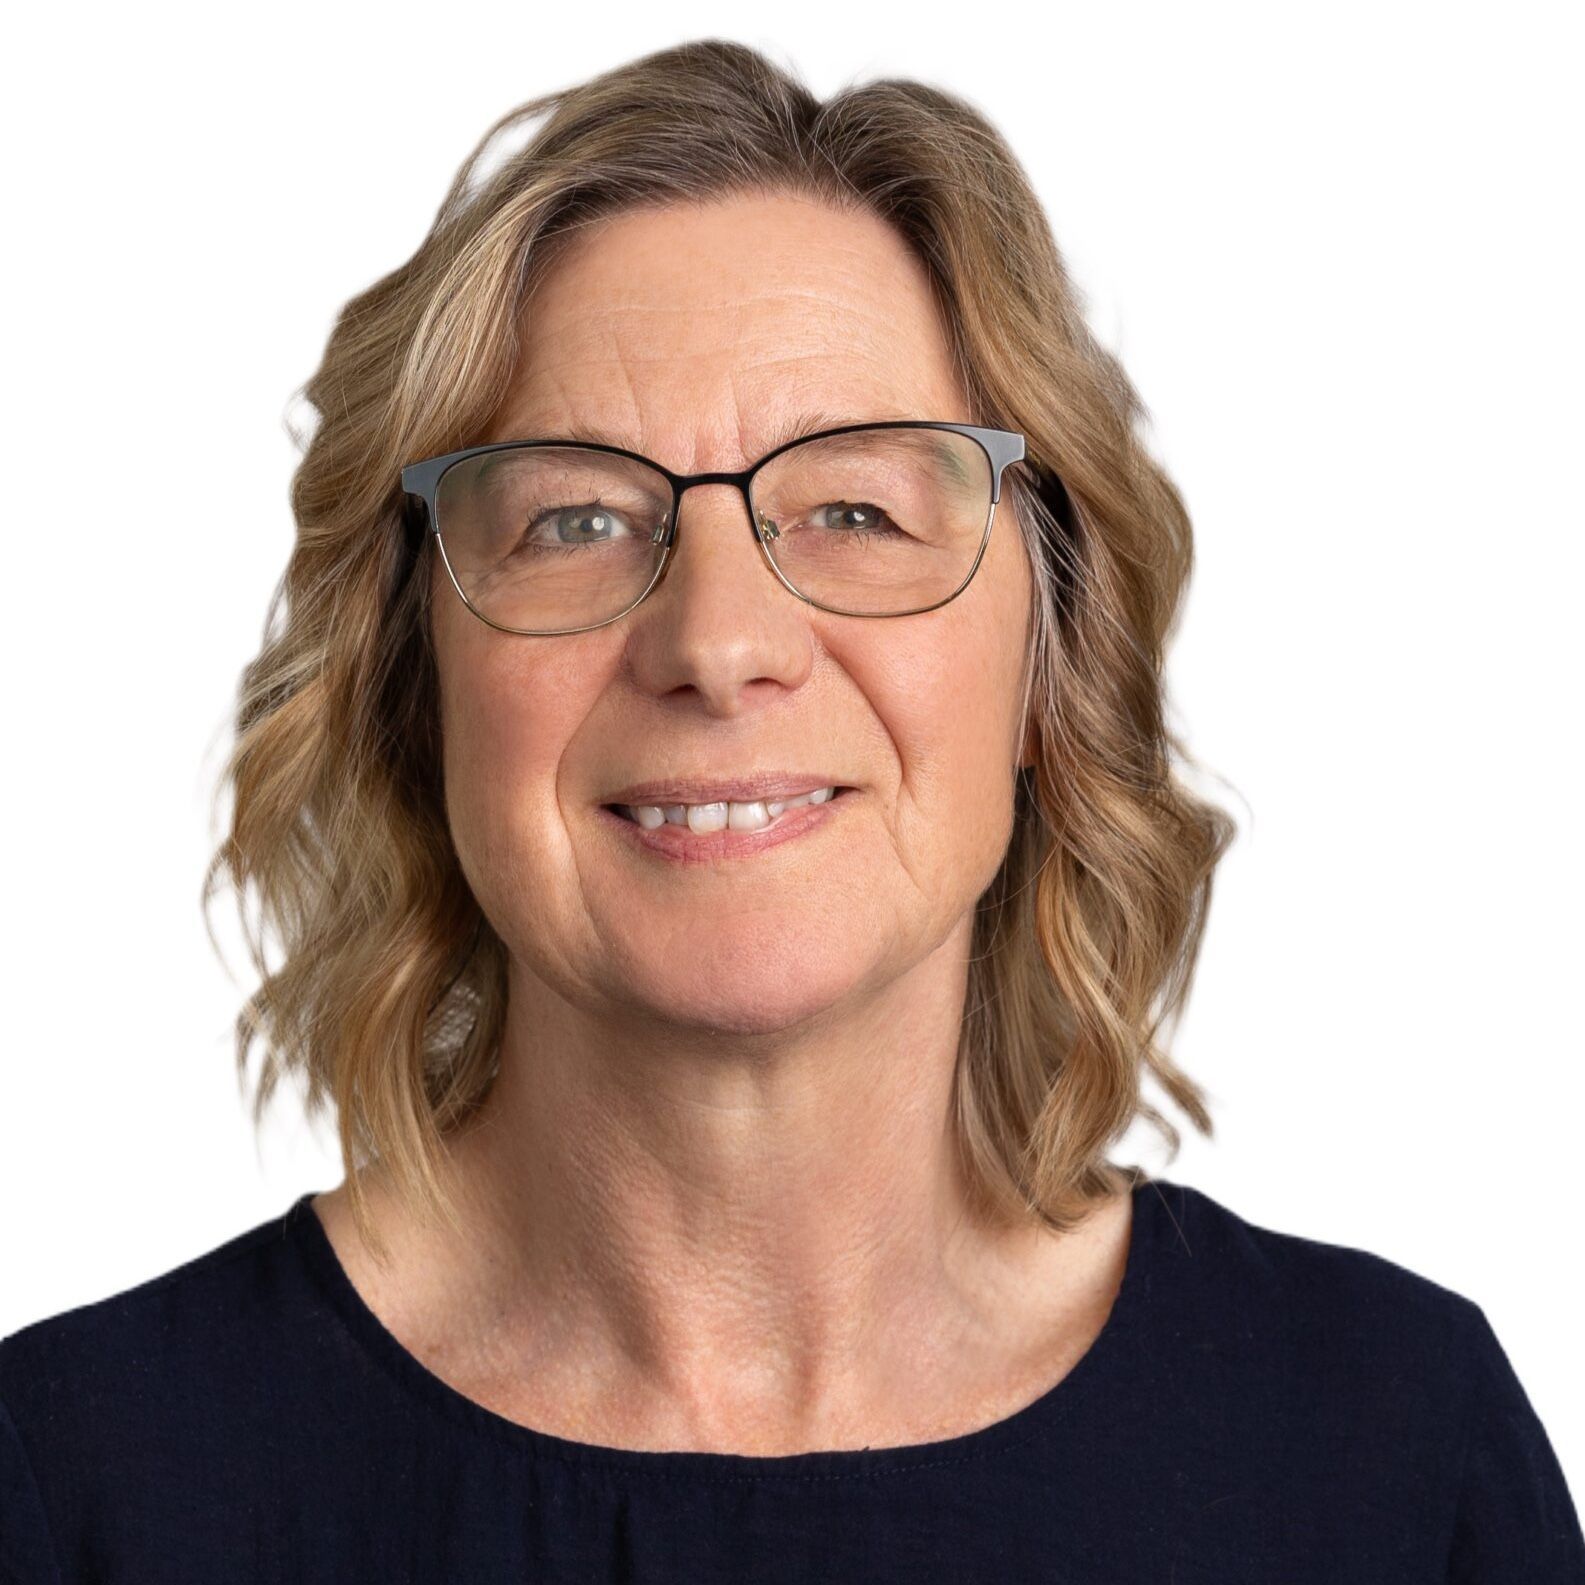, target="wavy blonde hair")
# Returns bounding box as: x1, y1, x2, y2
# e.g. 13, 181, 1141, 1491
203, 38, 1237, 1261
